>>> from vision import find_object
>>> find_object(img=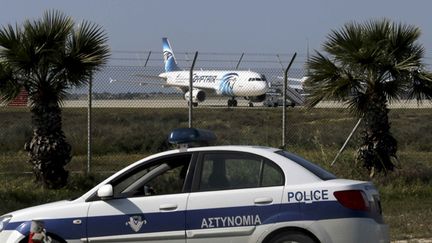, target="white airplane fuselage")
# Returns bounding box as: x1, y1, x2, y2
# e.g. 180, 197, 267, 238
159, 70, 269, 97
161, 38, 270, 106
